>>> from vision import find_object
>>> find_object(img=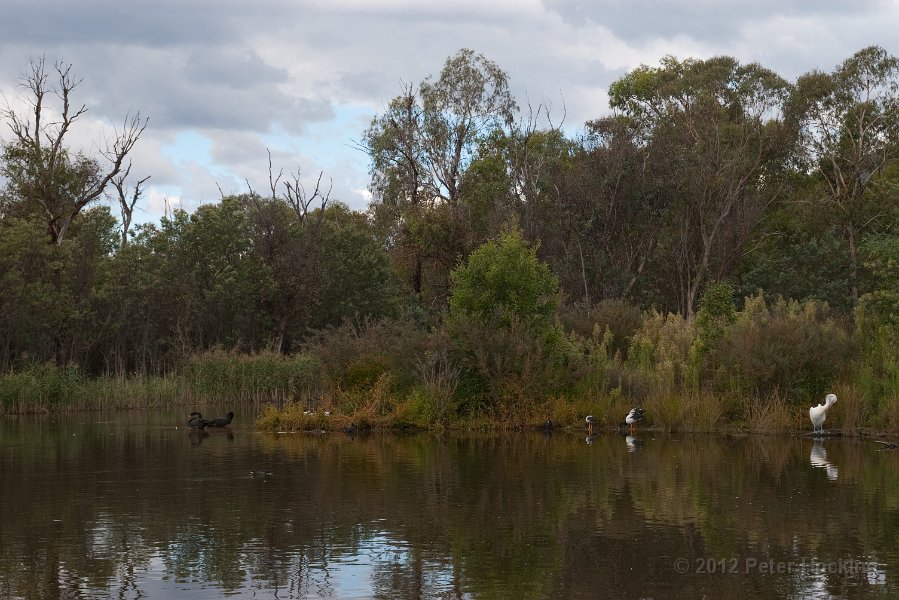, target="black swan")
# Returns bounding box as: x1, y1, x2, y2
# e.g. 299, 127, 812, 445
187, 411, 206, 429
205, 411, 235, 428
